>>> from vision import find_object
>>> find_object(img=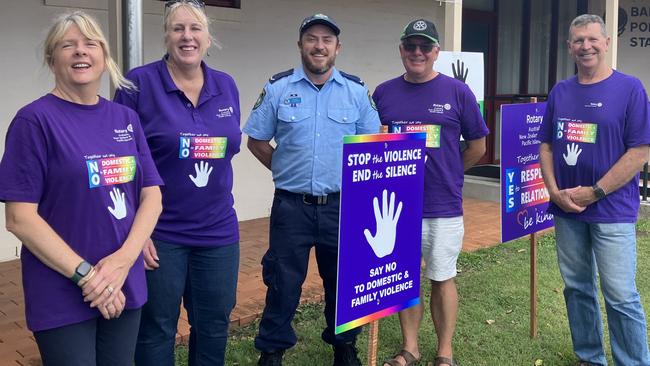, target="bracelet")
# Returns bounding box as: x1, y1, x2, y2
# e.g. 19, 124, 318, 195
77, 267, 96, 287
